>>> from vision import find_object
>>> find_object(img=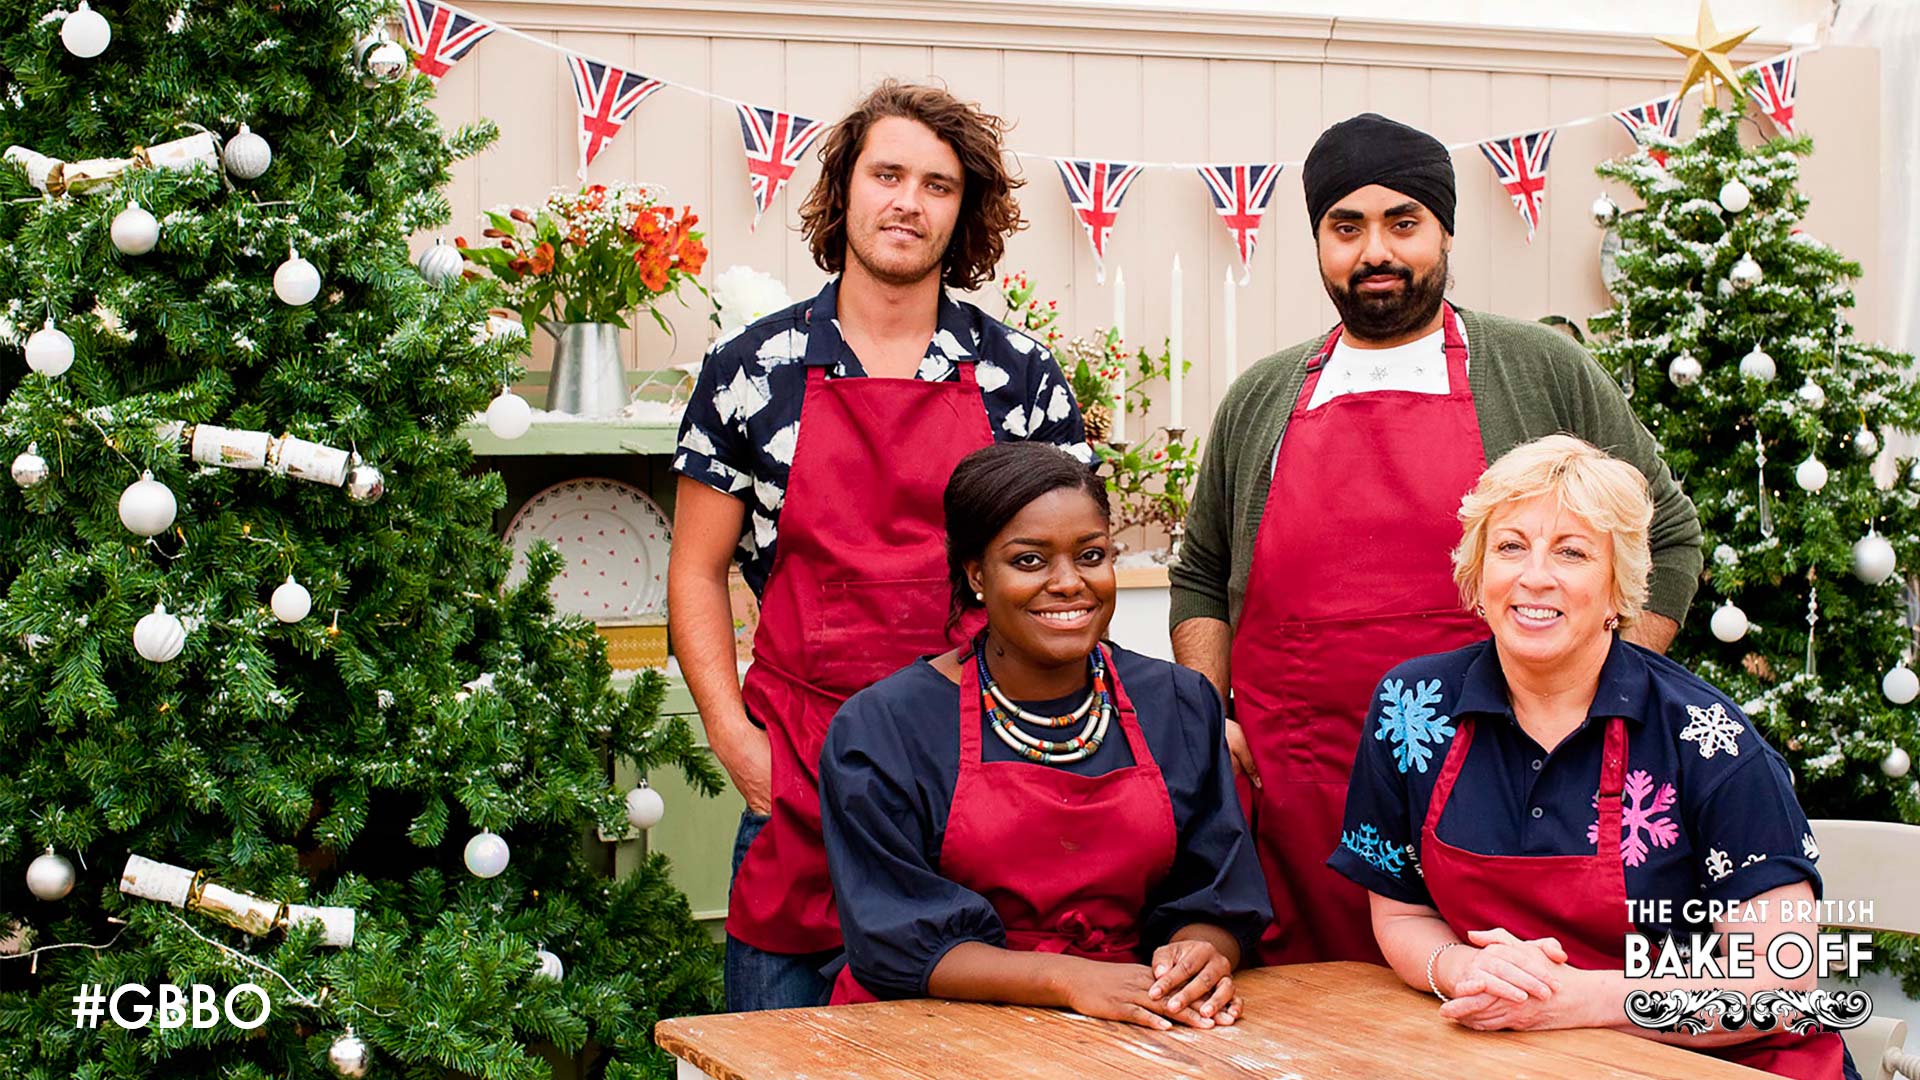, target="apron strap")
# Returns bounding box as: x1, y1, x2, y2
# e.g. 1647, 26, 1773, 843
1423, 715, 1476, 837
1439, 302, 1469, 393
959, 647, 985, 762
1592, 716, 1629, 855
